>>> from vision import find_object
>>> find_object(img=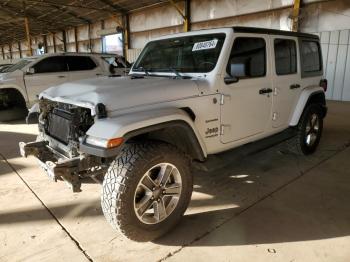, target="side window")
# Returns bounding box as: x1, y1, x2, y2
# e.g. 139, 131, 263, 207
66, 56, 97, 71
301, 41, 322, 73
227, 37, 266, 79
274, 39, 297, 75
33, 56, 67, 74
